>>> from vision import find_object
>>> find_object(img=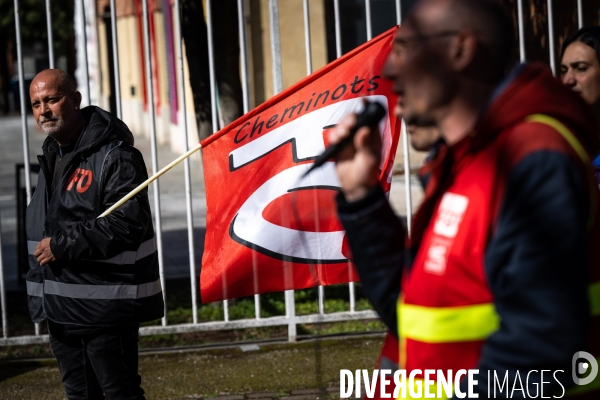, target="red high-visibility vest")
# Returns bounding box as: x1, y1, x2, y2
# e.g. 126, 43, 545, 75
398, 114, 600, 399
